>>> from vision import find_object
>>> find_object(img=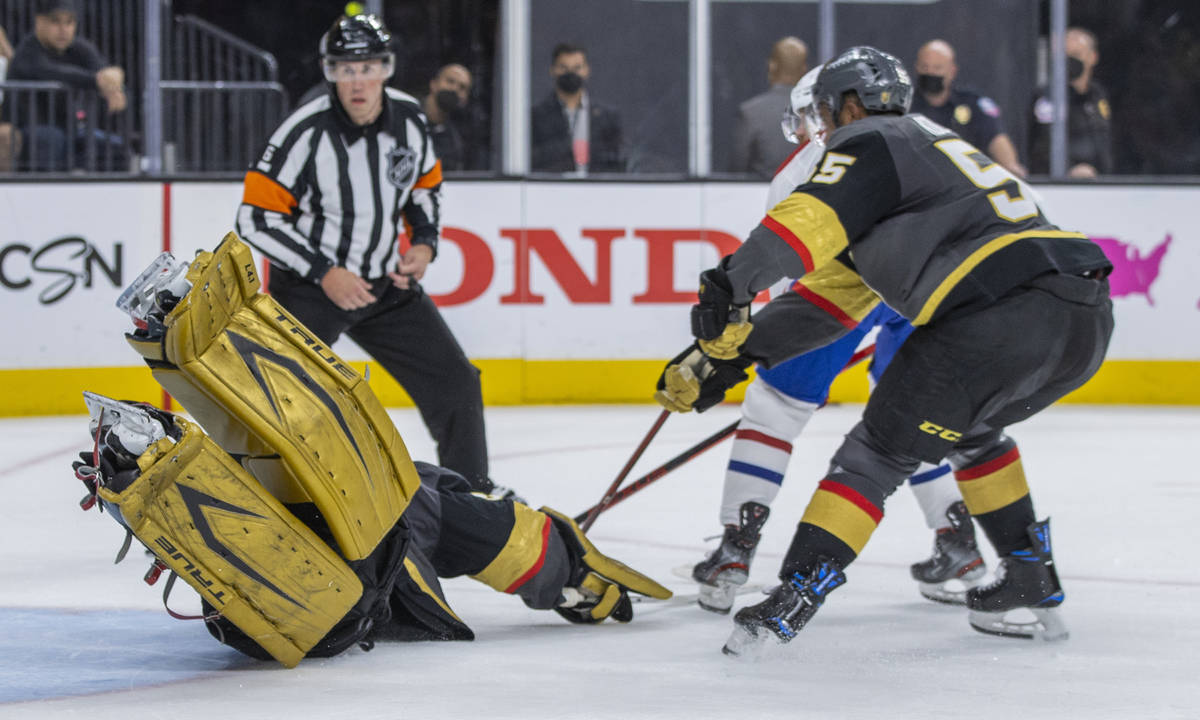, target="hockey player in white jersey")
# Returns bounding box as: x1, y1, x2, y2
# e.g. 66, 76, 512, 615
689, 66, 986, 613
